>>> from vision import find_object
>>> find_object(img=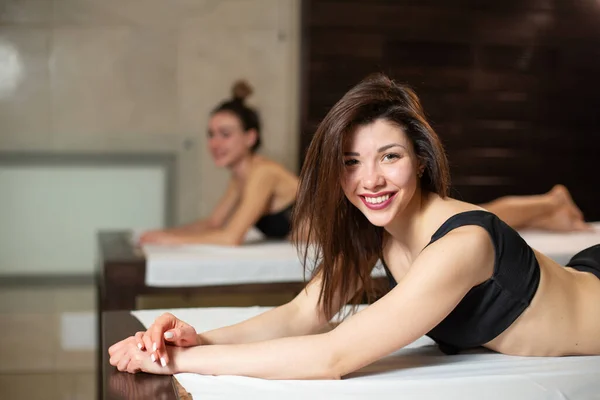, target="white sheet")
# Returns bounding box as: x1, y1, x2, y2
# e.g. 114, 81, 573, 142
518, 222, 600, 265
143, 223, 600, 288
131, 307, 600, 400
144, 241, 313, 287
